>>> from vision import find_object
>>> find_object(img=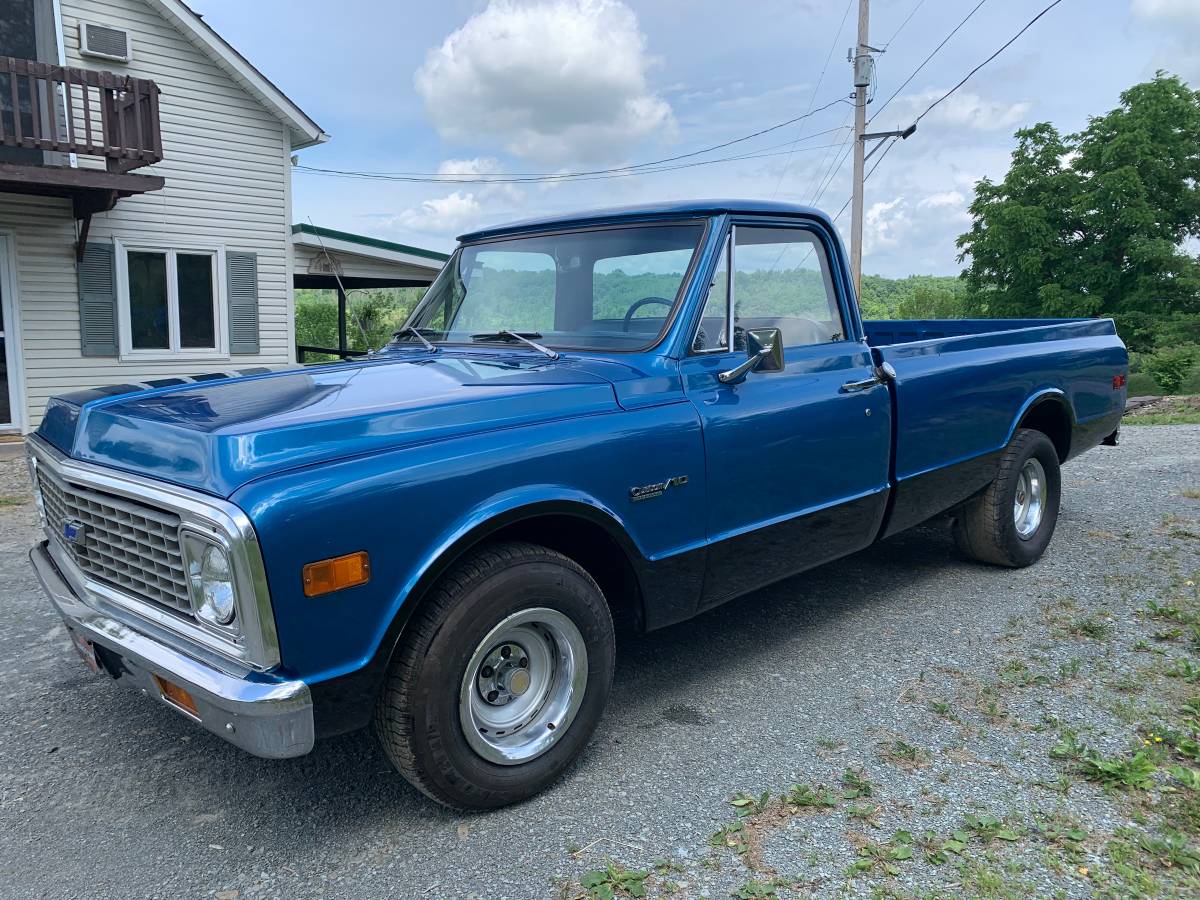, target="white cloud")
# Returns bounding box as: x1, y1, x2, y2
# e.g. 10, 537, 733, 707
395, 192, 484, 234
1132, 0, 1200, 27
888, 90, 1032, 132
436, 157, 502, 177
918, 190, 966, 209
414, 0, 674, 164
864, 198, 910, 255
